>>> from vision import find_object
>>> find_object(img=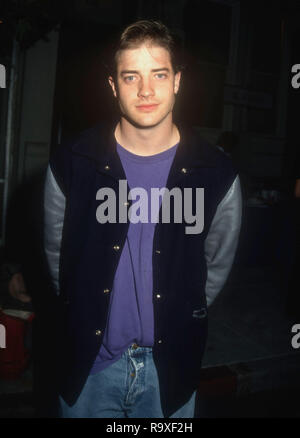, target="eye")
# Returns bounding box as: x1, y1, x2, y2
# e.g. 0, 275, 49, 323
124, 75, 137, 83
155, 73, 167, 79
